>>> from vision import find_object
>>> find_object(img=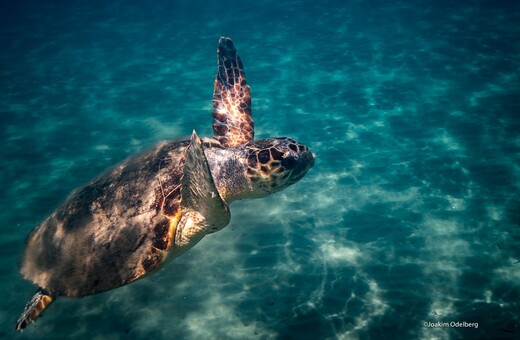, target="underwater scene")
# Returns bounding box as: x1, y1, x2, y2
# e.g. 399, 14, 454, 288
1, 0, 519, 339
